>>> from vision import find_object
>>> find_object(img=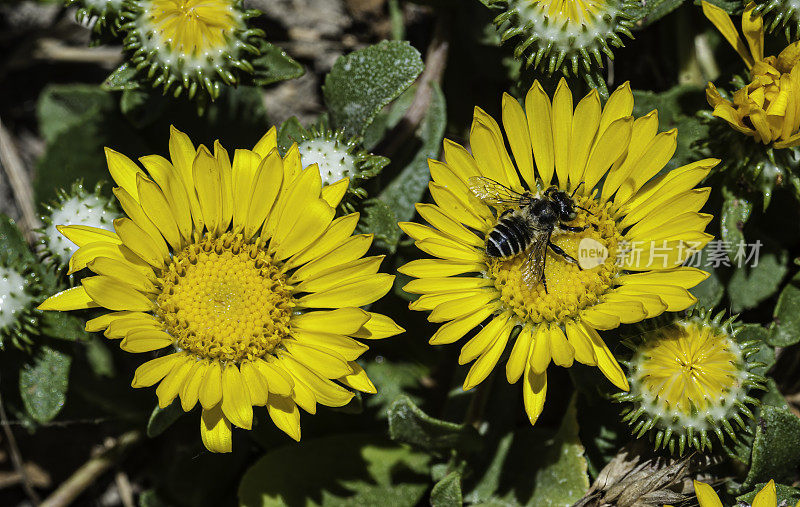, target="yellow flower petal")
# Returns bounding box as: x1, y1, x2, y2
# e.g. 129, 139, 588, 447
291, 330, 368, 361
266, 393, 301, 441
252, 126, 277, 158
416, 203, 484, 247
221, 364, 253, 430
199, 361, 223, 410
113, 187, 169, 258
289, 234, 372, 285
281, 342, 353, 378
180, 360, 206, 411
279, 354, 354, 407
272, 199, 335, 261
579, 322, 628, 391
241, 361, 269, 406
598, 82, 634, 136
192, 146, 222, 234
351, 312, 405, 340
139, 154, 193, 242
428, 290, 499, 323
567, 89, 601, 187
113, 217, 166, 269
155, 355, 193, 408
506, 325, 534, 383
702, 1, 754, 68
614, 129, 678, 204
136, 173, 183, 251
231, 149, 262, 233
244, 150, 283, 240
295, 274, 394, 309
168, 126, 205, 232
472, 109, 522, 191
693, 480, 723, 507
549, 323, 575, 368
502, 92, 534, 188
291, 308, 370, 335
752, 480, 777, 507
551, 78, 573, 186
338, 362, 376, 394
403, 276, 491, 295
523, 368, 547, 425
121, 329, 174, 352
285, 213, 360, 270
214, 140, 234, 231
321, 178, 349, 208
85, 311, 154, 332
398, 259, 484, 278
38, 286, 99, 311
429, 304, 497, 345
583, 116, 633, 190
105, 147, 145, 201
252, 359, 294, 397
82, 275, 153, 312
87, 257, 156, 293
201, 405, 232, 453
529, 324, 551, 374
742, 2, 764, 63
56, 225, 121, 248
459, 312, 510, 365
132, 352, 185, 388
525, 81, 555, 185
463, 318, 512, 390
